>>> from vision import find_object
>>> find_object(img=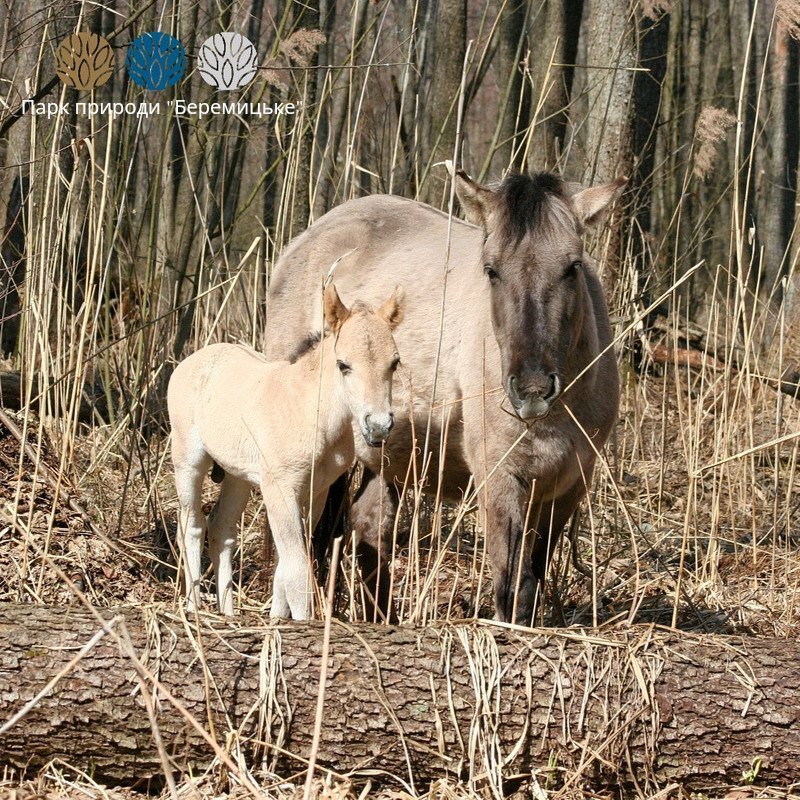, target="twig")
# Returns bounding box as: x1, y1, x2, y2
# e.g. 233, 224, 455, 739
303, 535, 343, 800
